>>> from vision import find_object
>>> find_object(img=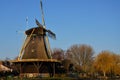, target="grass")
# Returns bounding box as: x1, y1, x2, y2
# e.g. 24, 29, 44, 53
1, 76, 77, 80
